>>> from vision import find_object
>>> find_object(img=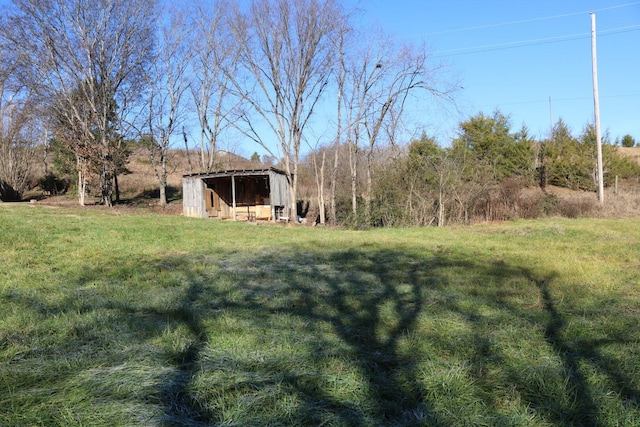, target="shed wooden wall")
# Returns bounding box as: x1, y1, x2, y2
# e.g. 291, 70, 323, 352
182, 170, 291, 220
182, 177, 207, 218
269, 170, 290, 207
